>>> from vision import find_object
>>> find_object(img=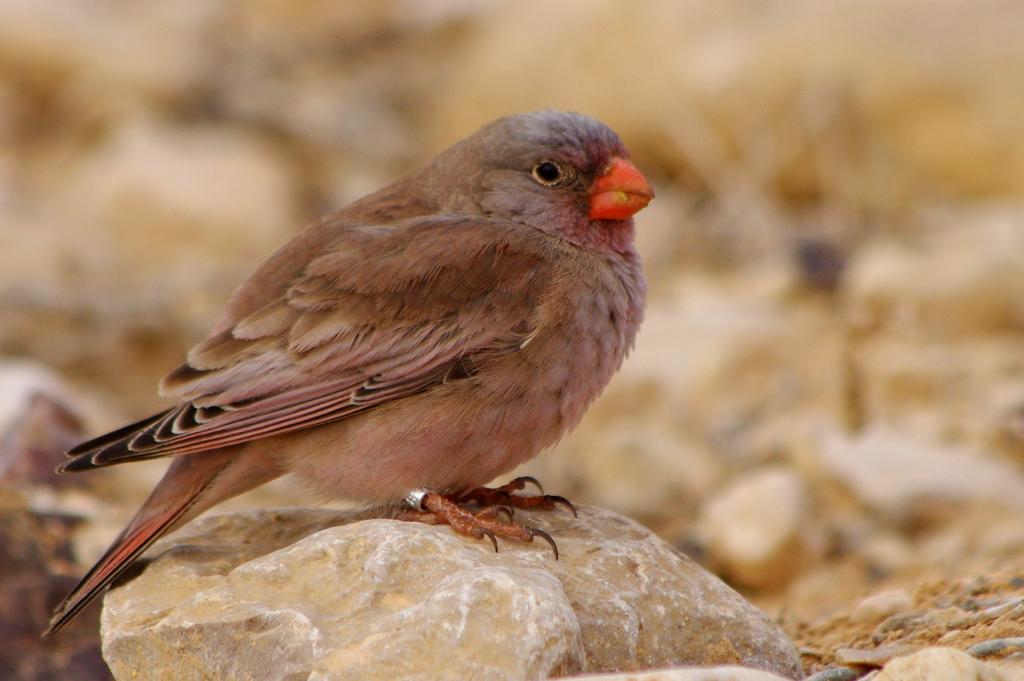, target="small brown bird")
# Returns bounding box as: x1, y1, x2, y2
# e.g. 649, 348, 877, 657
44, 110, 653, 637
